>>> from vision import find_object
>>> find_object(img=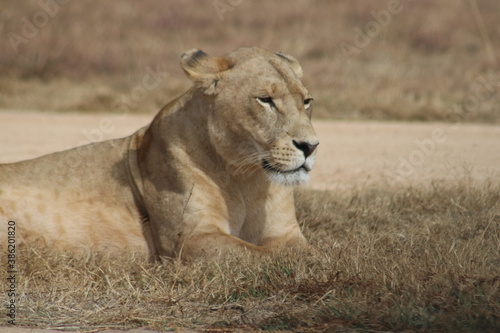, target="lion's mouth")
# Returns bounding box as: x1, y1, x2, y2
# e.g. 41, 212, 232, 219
261, 159, 312, 186
262, 160, 309, 174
